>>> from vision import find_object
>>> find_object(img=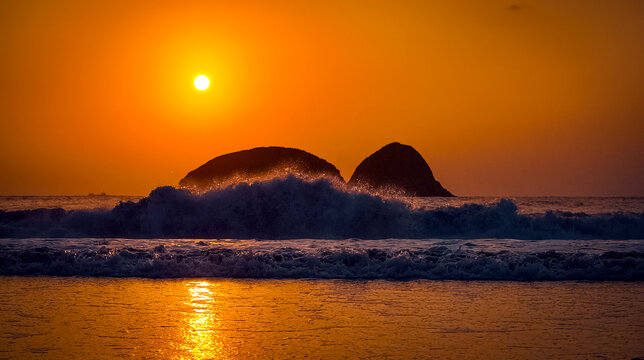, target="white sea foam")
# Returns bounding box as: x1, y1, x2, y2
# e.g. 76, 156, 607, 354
0, 238, 642, 280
